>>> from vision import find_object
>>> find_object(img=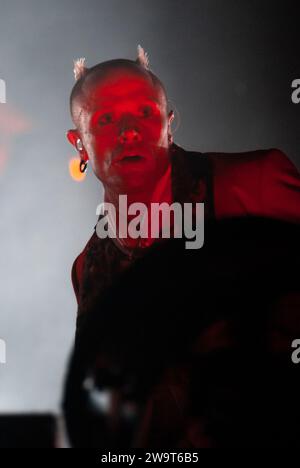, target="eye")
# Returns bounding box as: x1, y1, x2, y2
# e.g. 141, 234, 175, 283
98, 113, 113, 126
139, 105, 153, 118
